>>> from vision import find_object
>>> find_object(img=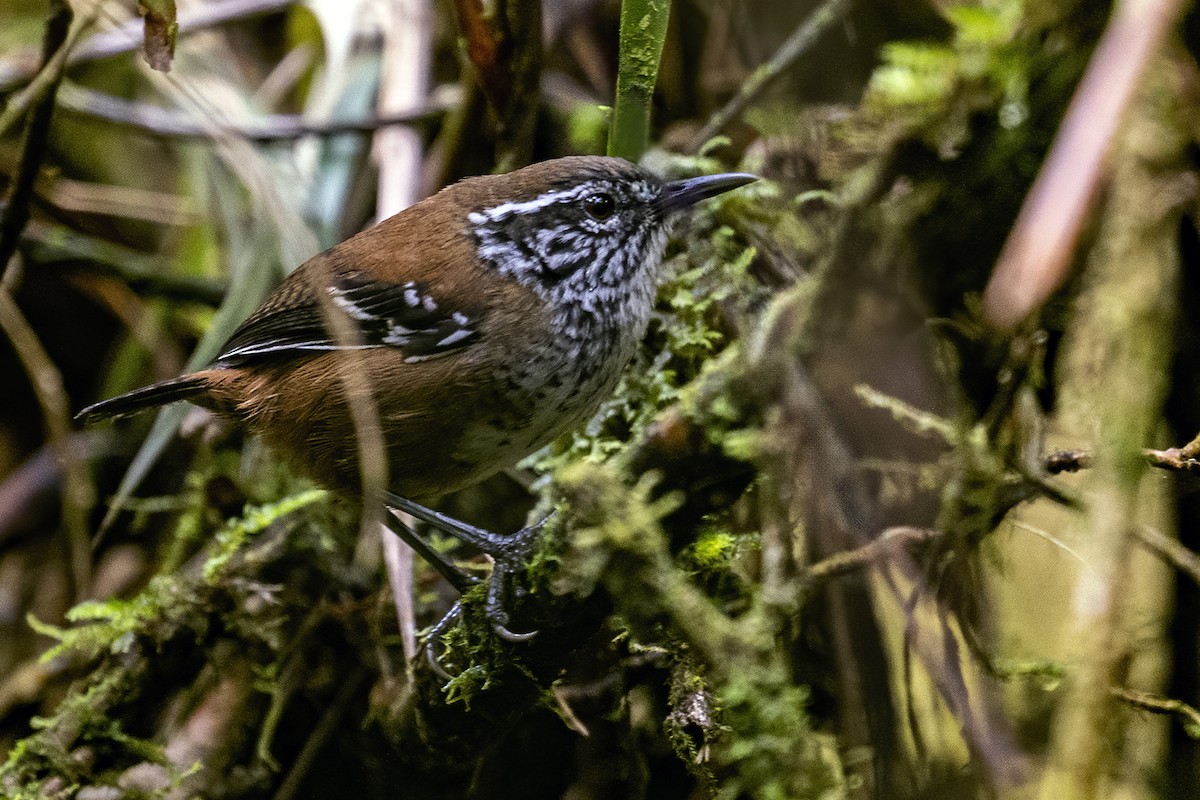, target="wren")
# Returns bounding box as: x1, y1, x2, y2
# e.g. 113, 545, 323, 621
78, 156, 756, 638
